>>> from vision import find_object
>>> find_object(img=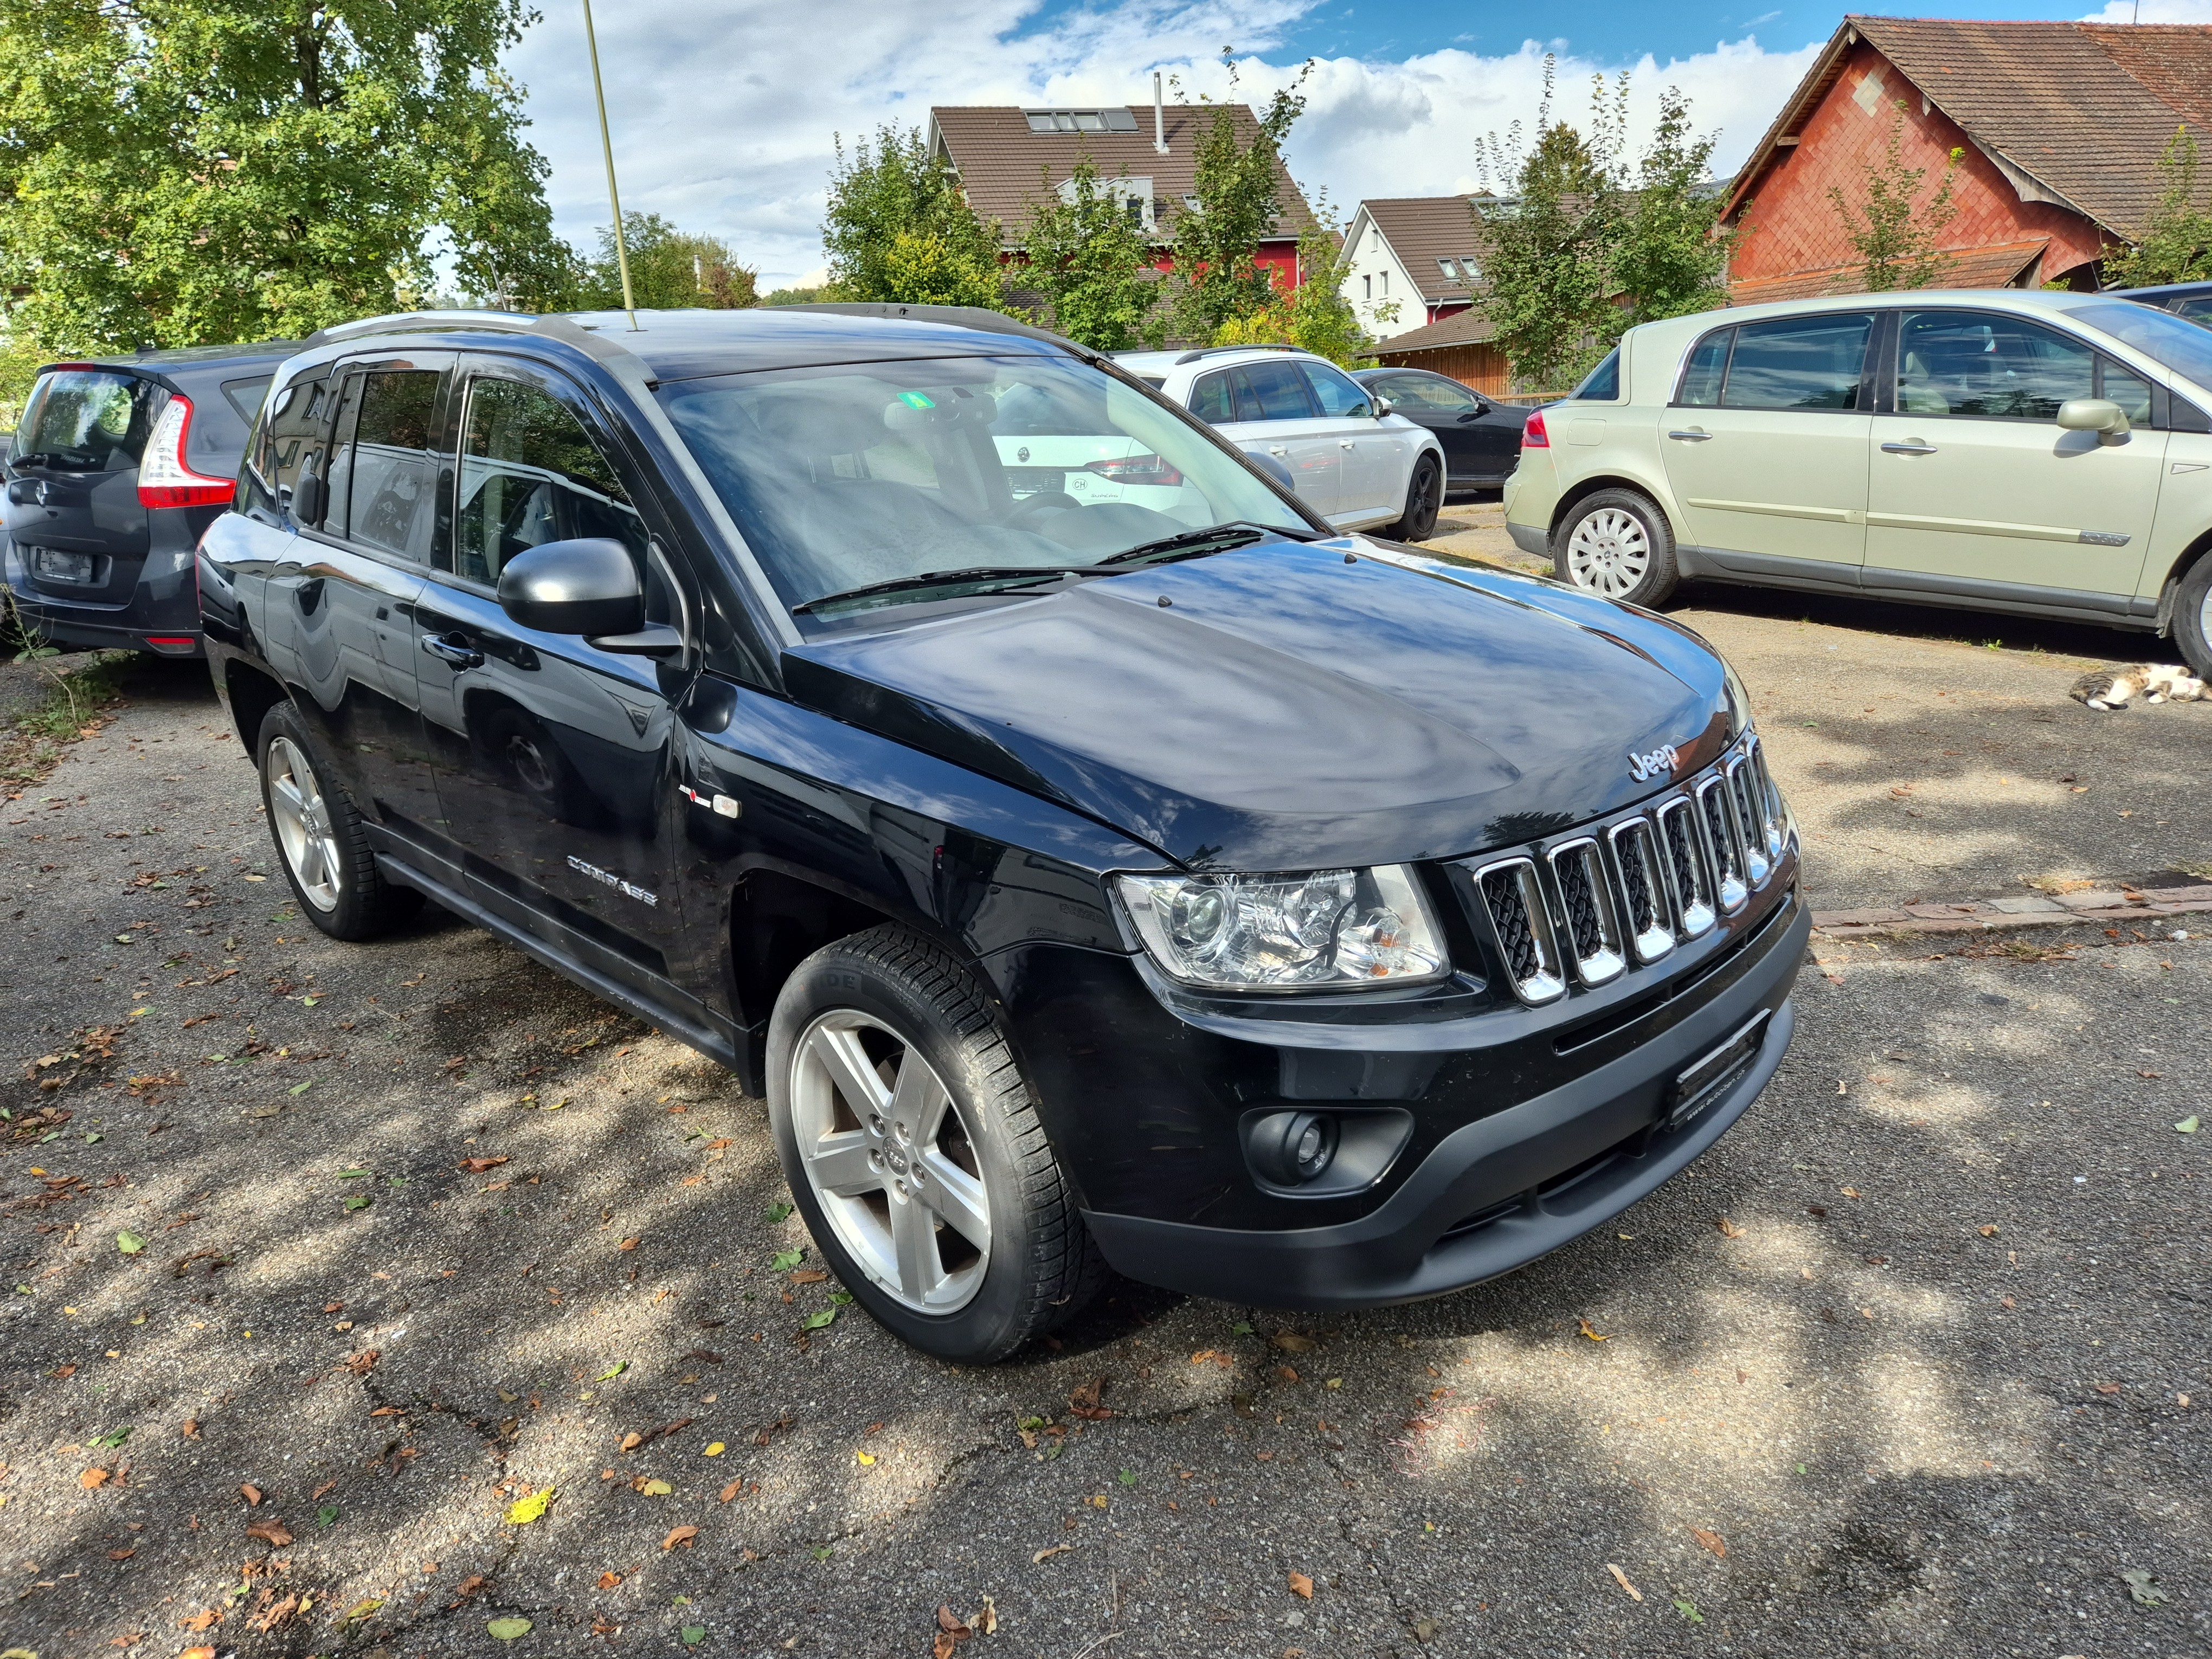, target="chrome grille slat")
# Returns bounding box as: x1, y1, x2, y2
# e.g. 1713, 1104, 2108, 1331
1461, 738, 1785, 1006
